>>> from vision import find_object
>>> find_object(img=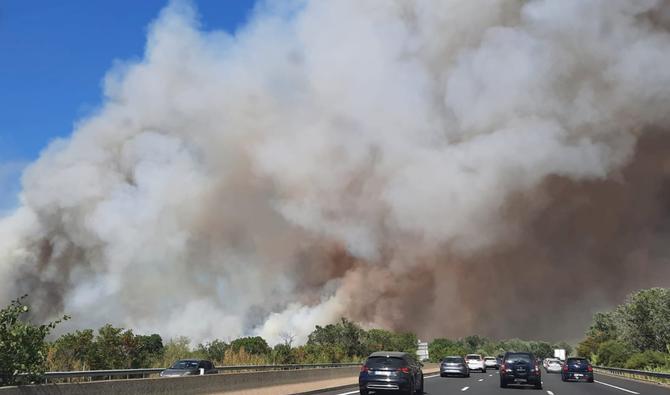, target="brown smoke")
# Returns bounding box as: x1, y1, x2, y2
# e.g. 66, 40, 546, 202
1, 0, 670, 344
